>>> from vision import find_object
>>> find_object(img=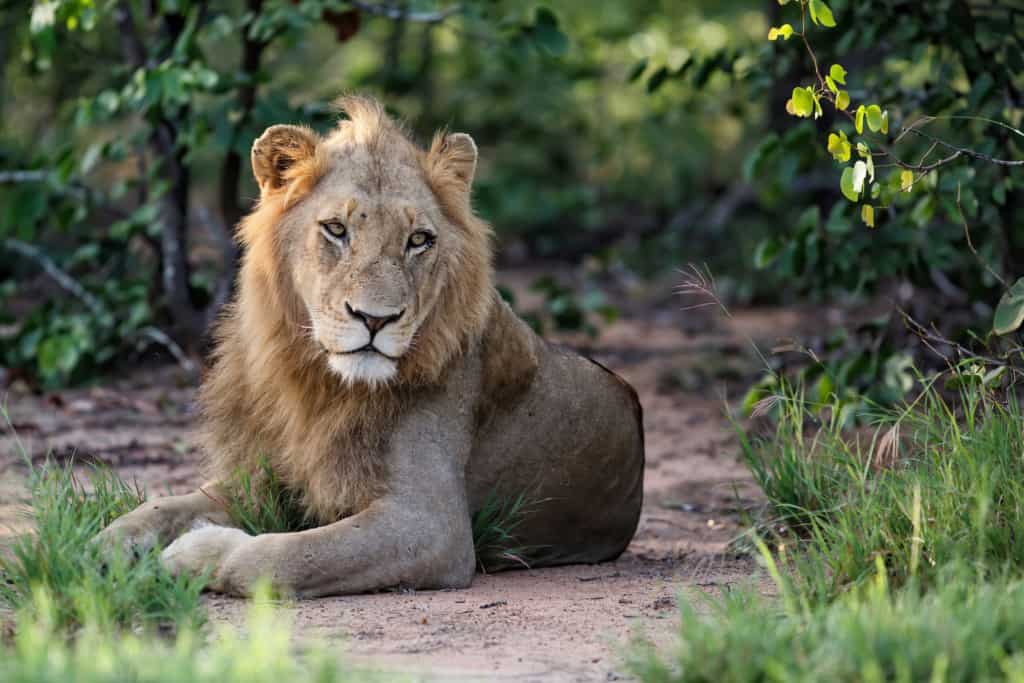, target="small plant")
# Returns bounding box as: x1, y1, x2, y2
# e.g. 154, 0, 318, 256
211, 456, 315, 536
0, 458, 205, 634
471, 491, 545, 573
